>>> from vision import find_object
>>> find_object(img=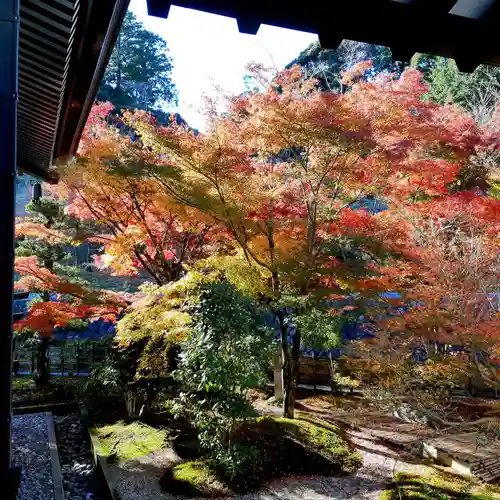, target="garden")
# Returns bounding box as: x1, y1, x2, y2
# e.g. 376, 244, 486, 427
12, 37, 500, 499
